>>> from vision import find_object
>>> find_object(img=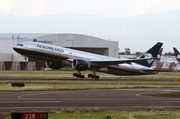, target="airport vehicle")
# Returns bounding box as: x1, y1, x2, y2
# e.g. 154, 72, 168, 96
99, 42, 163, 75
13, 41, 156, 79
